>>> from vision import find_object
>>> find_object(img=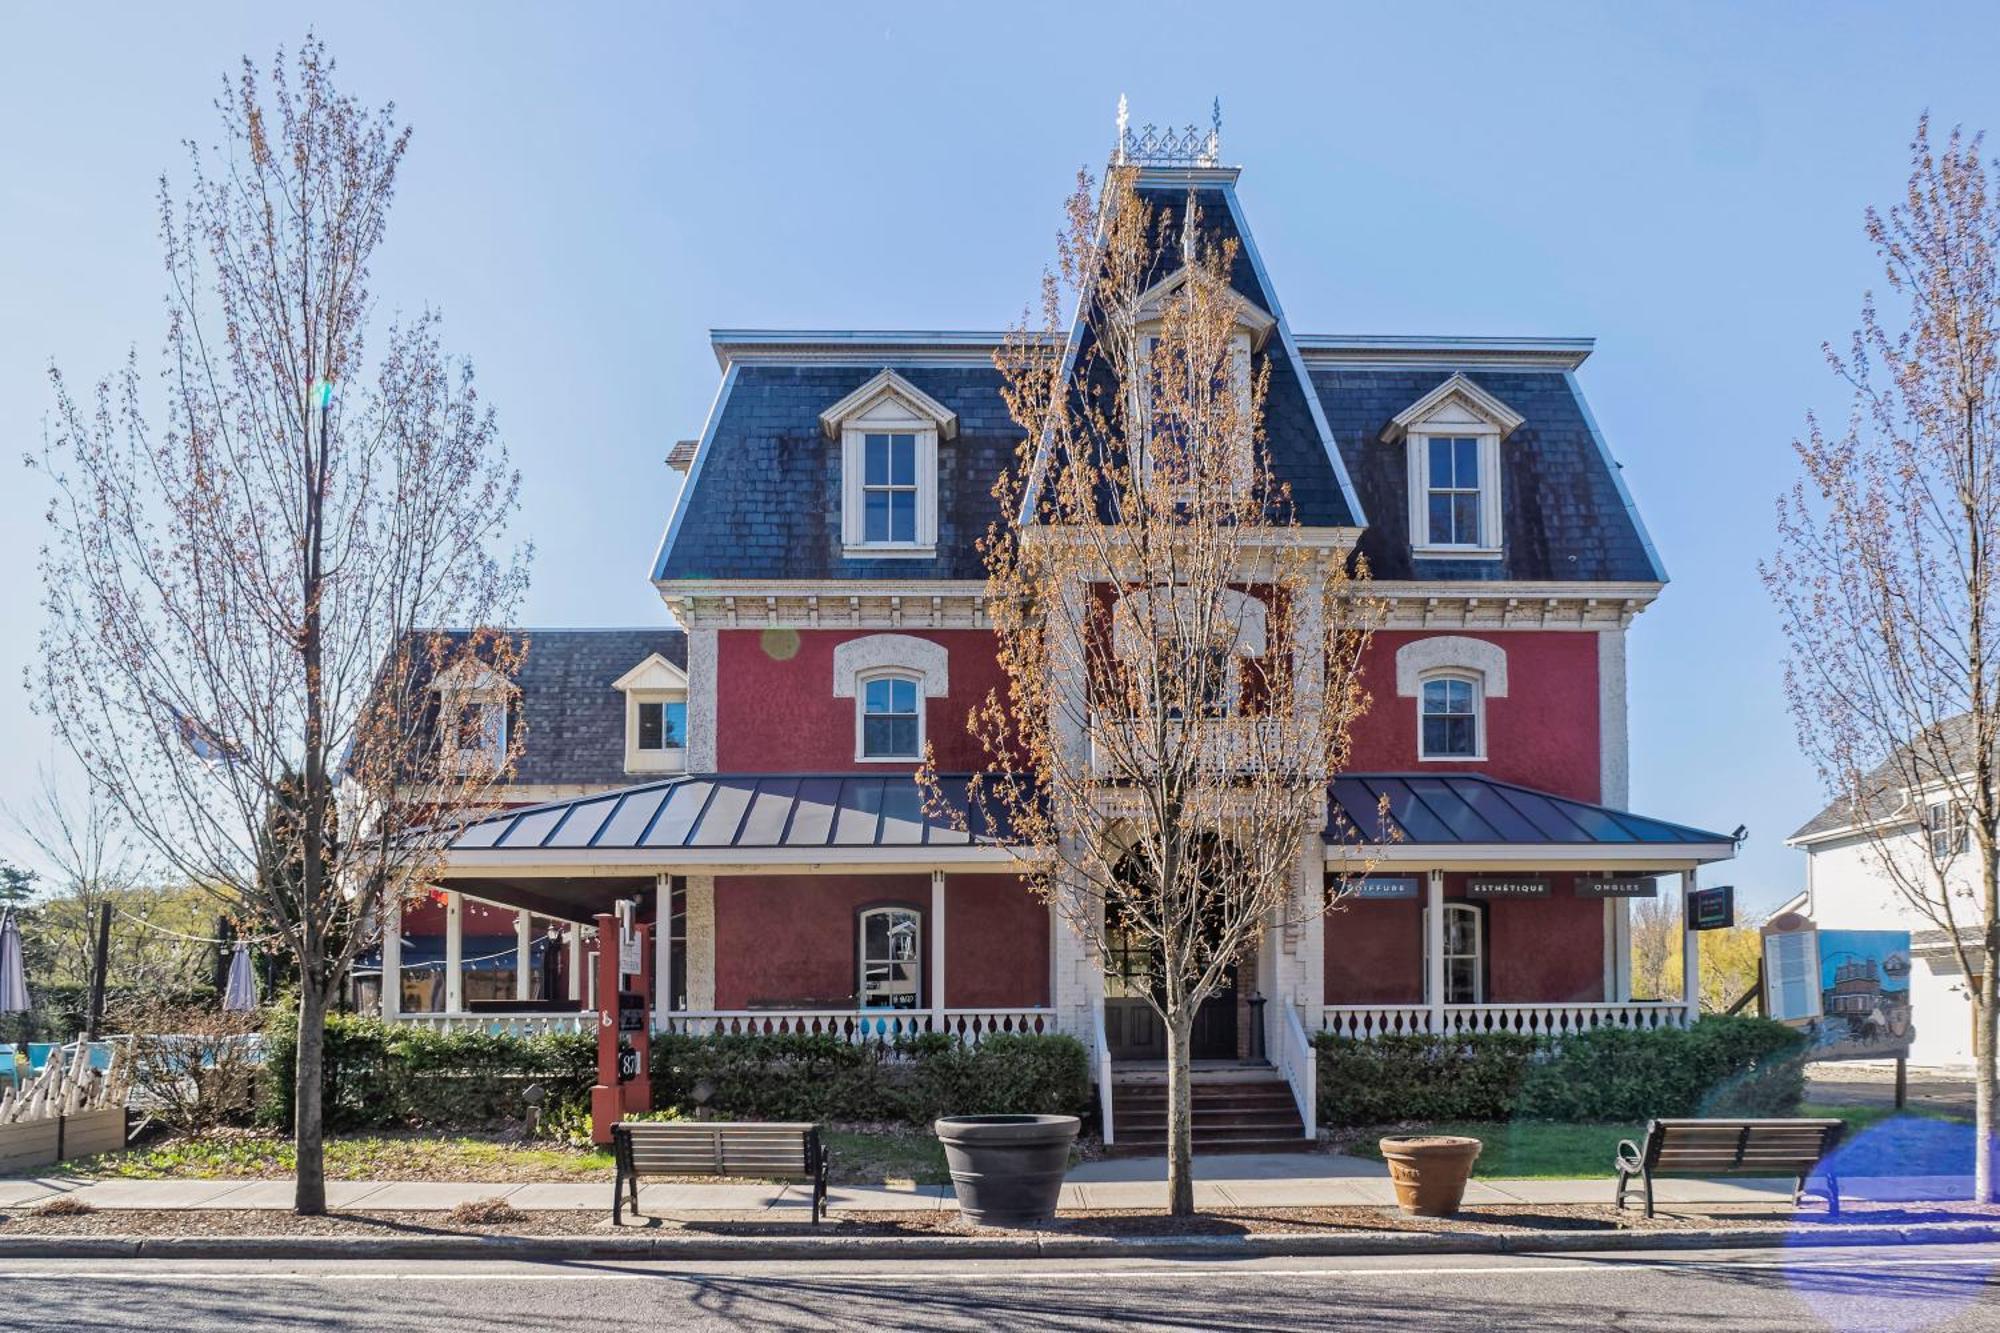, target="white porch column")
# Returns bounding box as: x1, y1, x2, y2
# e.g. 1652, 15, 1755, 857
1681, 868, 1701, 1026
655, 874, 673, 1017
379, 893, 402, 1020
514, 910, 533, 1001
1425, 869, 1446, 1034
1614, 897, 1633, 1002
444, 891, 464, 1012
566, 925, 582, 1003
930, 870, 947, 1029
